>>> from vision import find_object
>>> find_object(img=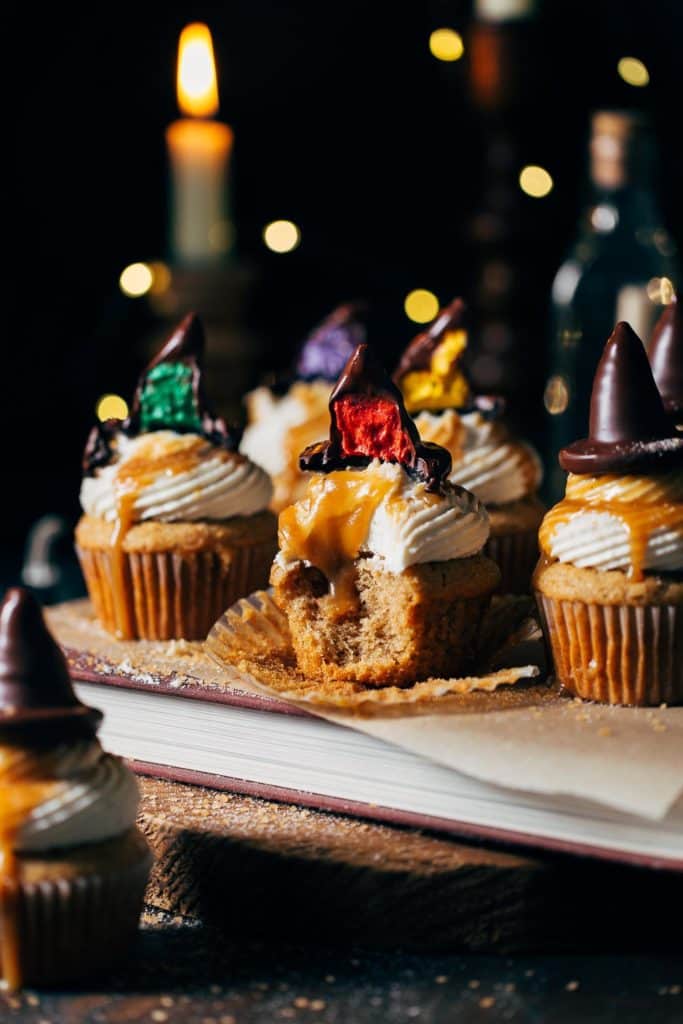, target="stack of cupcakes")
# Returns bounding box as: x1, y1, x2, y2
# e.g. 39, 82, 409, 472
535, 322, 682, 706
394, 299, 544, 593
76, 313, 277, 641
241, 303, 366, 511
